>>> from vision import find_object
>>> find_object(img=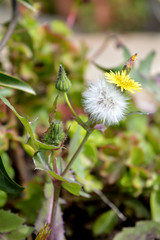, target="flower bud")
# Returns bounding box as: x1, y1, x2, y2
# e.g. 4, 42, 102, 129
43, 121, 65, 146
55, 64, 72, 92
